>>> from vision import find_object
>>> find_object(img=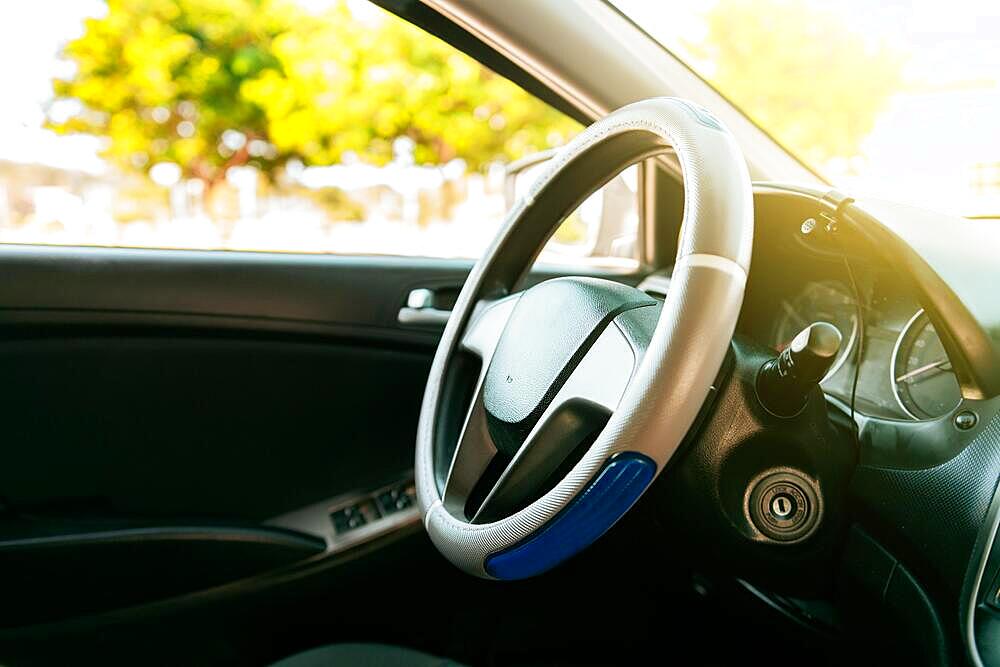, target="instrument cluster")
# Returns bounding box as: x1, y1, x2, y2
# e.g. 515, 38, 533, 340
765, 280, 961, 421
739, 206, 962, 423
